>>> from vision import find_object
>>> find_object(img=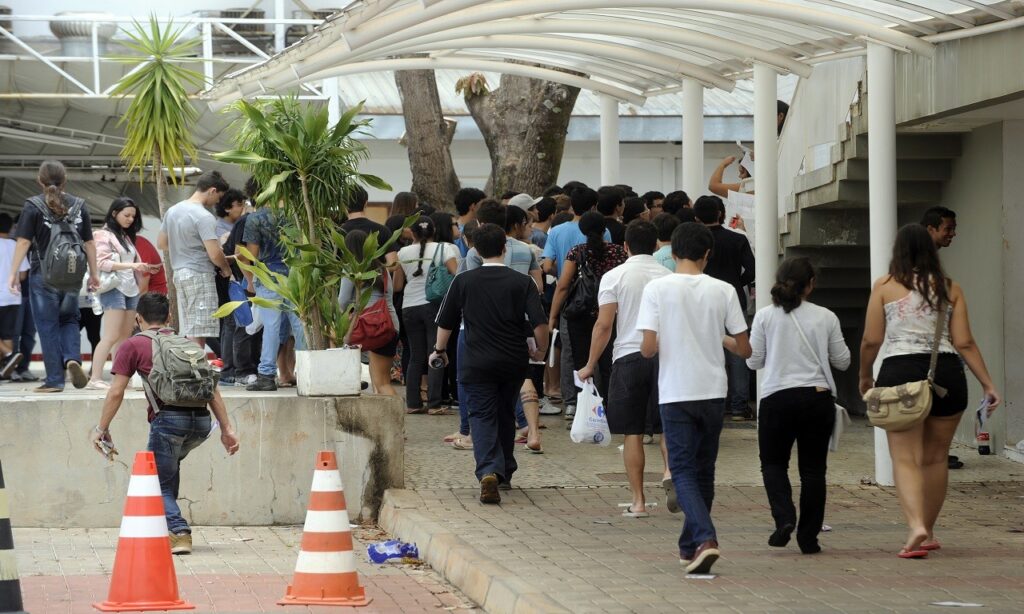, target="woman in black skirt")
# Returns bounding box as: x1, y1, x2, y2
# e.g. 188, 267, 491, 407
859, 225, 1000, 558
